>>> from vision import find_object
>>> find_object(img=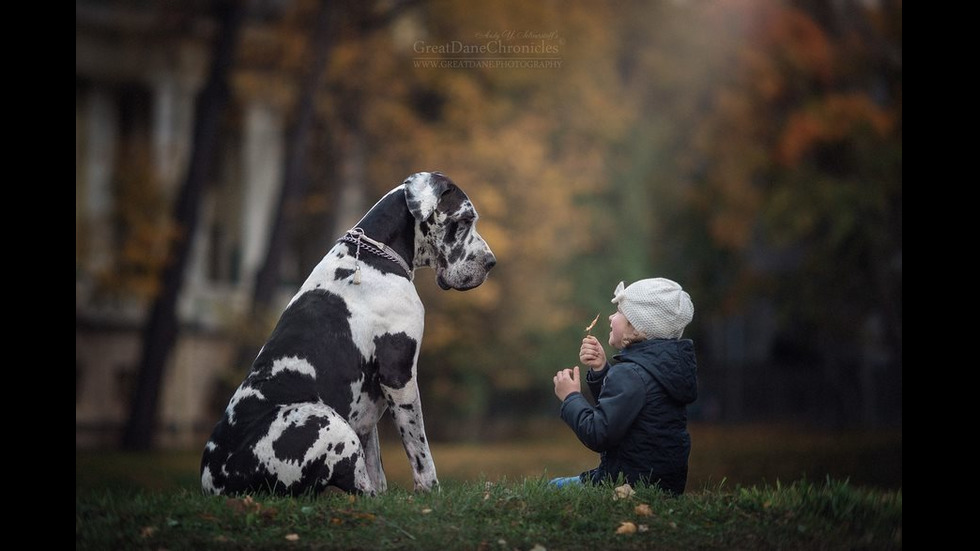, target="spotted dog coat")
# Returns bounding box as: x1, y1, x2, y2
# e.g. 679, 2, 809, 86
200, 172, 496, 495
